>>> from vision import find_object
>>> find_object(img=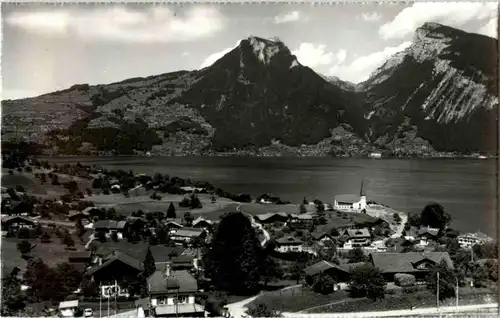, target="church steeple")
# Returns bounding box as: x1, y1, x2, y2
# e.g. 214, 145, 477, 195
360, 179, 366, 197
